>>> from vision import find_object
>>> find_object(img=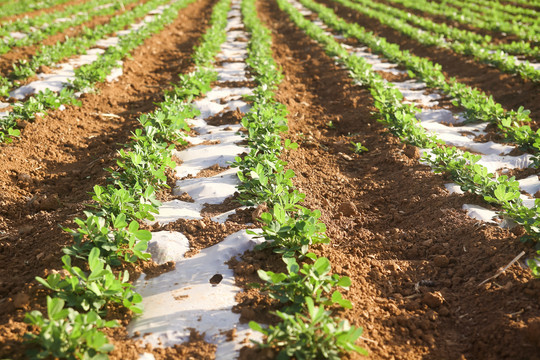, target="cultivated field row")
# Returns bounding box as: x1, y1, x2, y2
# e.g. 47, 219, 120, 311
0, 0, 538, 359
